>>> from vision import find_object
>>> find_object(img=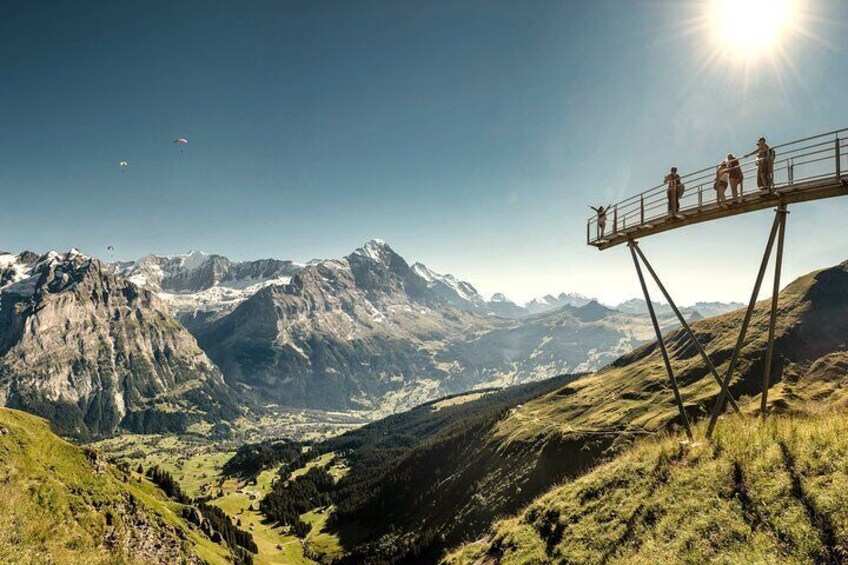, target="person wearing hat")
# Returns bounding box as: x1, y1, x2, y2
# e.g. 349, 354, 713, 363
664, 166, 682, 216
